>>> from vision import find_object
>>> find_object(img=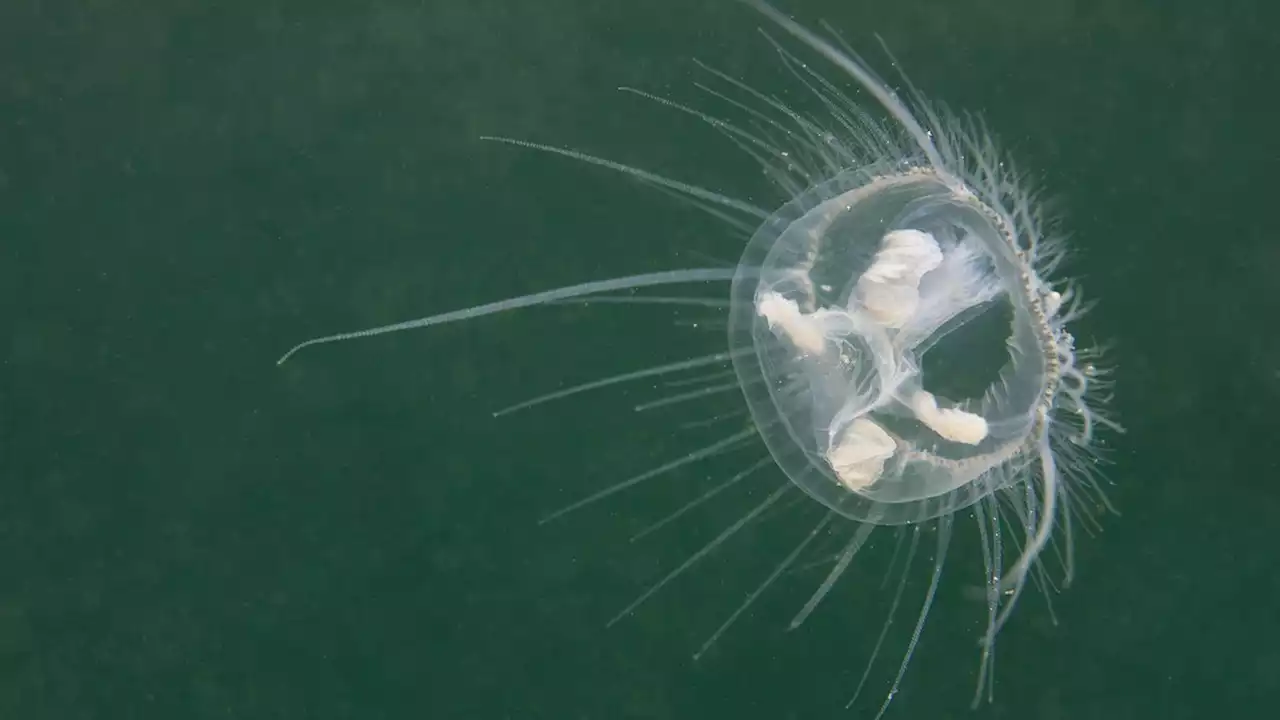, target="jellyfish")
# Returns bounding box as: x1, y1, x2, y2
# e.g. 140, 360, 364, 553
278, 1, 1120, 715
